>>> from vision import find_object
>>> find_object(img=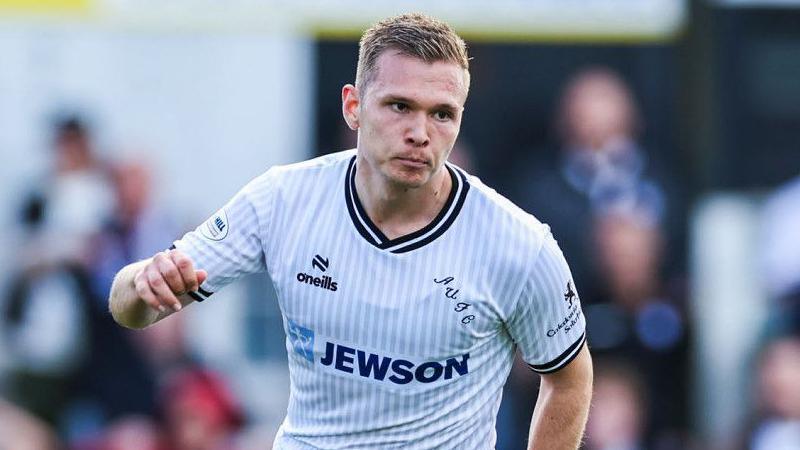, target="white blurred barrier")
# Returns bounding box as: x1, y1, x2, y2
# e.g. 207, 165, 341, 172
691, 194, 769, 447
